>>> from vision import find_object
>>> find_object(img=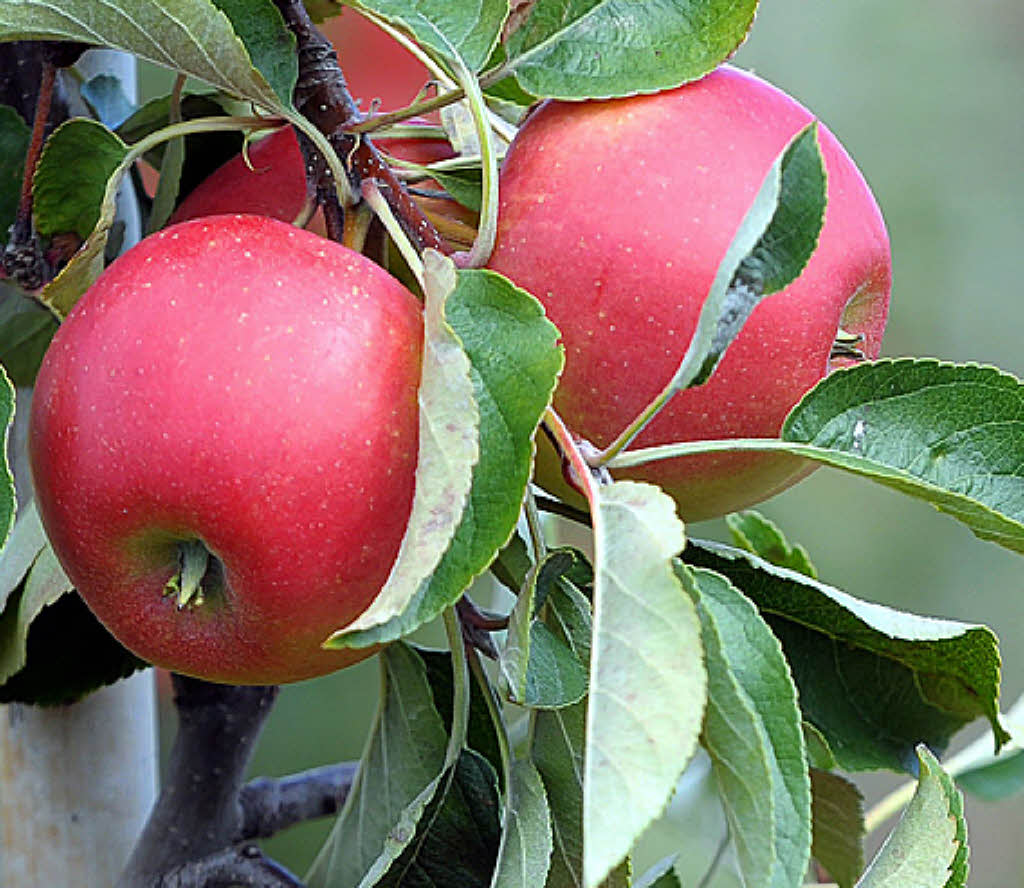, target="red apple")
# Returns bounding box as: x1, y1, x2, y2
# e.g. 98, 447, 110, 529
321, 8, 434, 112
29, 214, 423, 684
487, 65, 892, 521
